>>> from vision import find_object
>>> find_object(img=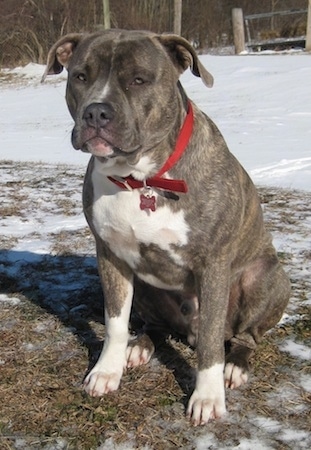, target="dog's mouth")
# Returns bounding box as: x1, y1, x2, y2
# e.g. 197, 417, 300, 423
71, 125, 117, 157
81, 137, 115, 158
76, 134, 143, 163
